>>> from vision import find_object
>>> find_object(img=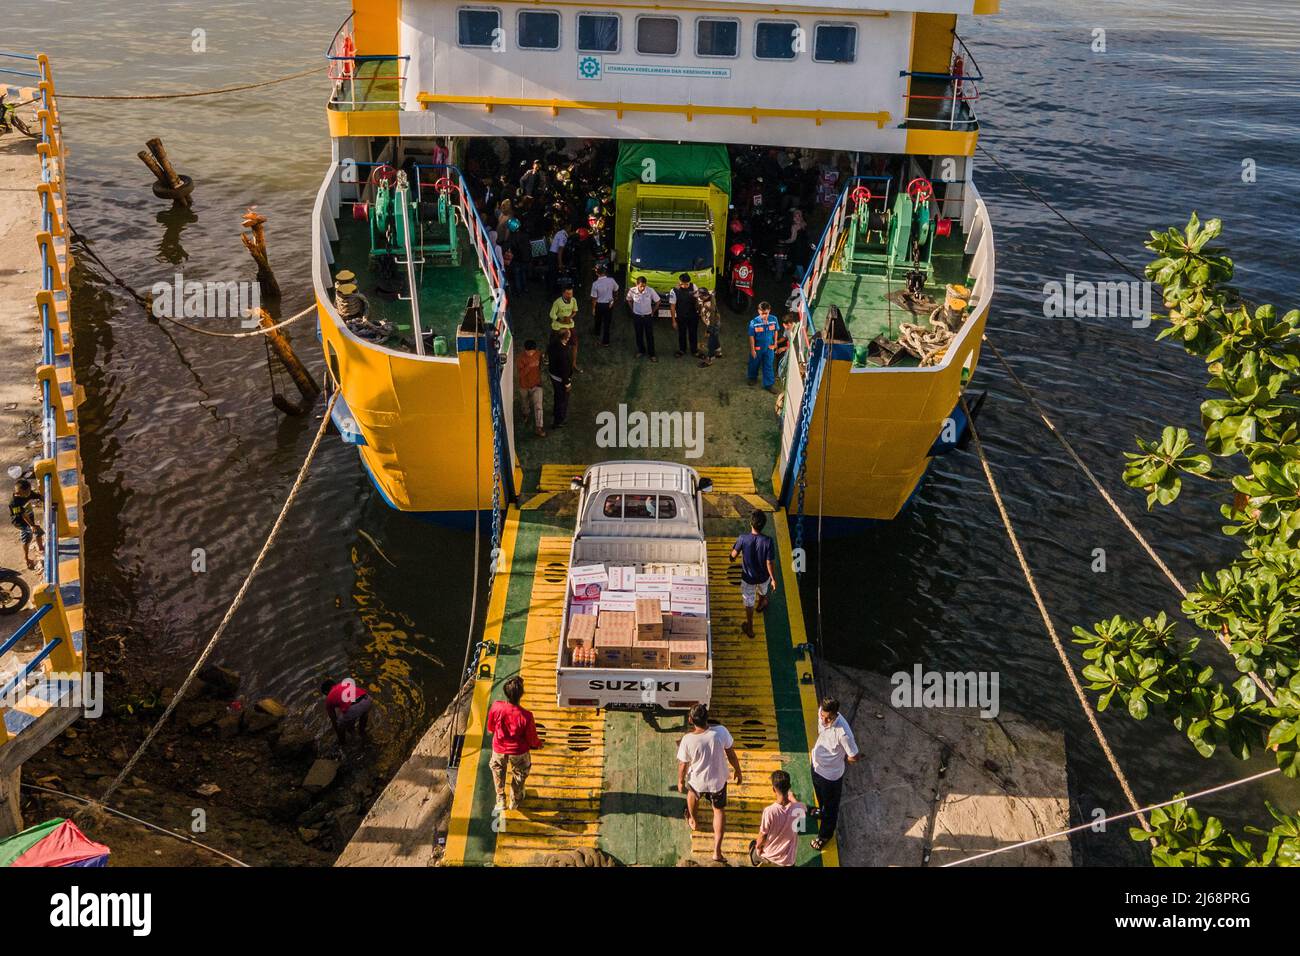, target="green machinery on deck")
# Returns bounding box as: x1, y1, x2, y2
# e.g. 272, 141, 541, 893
366, 169, 461, 266
844, 179, 943, 280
